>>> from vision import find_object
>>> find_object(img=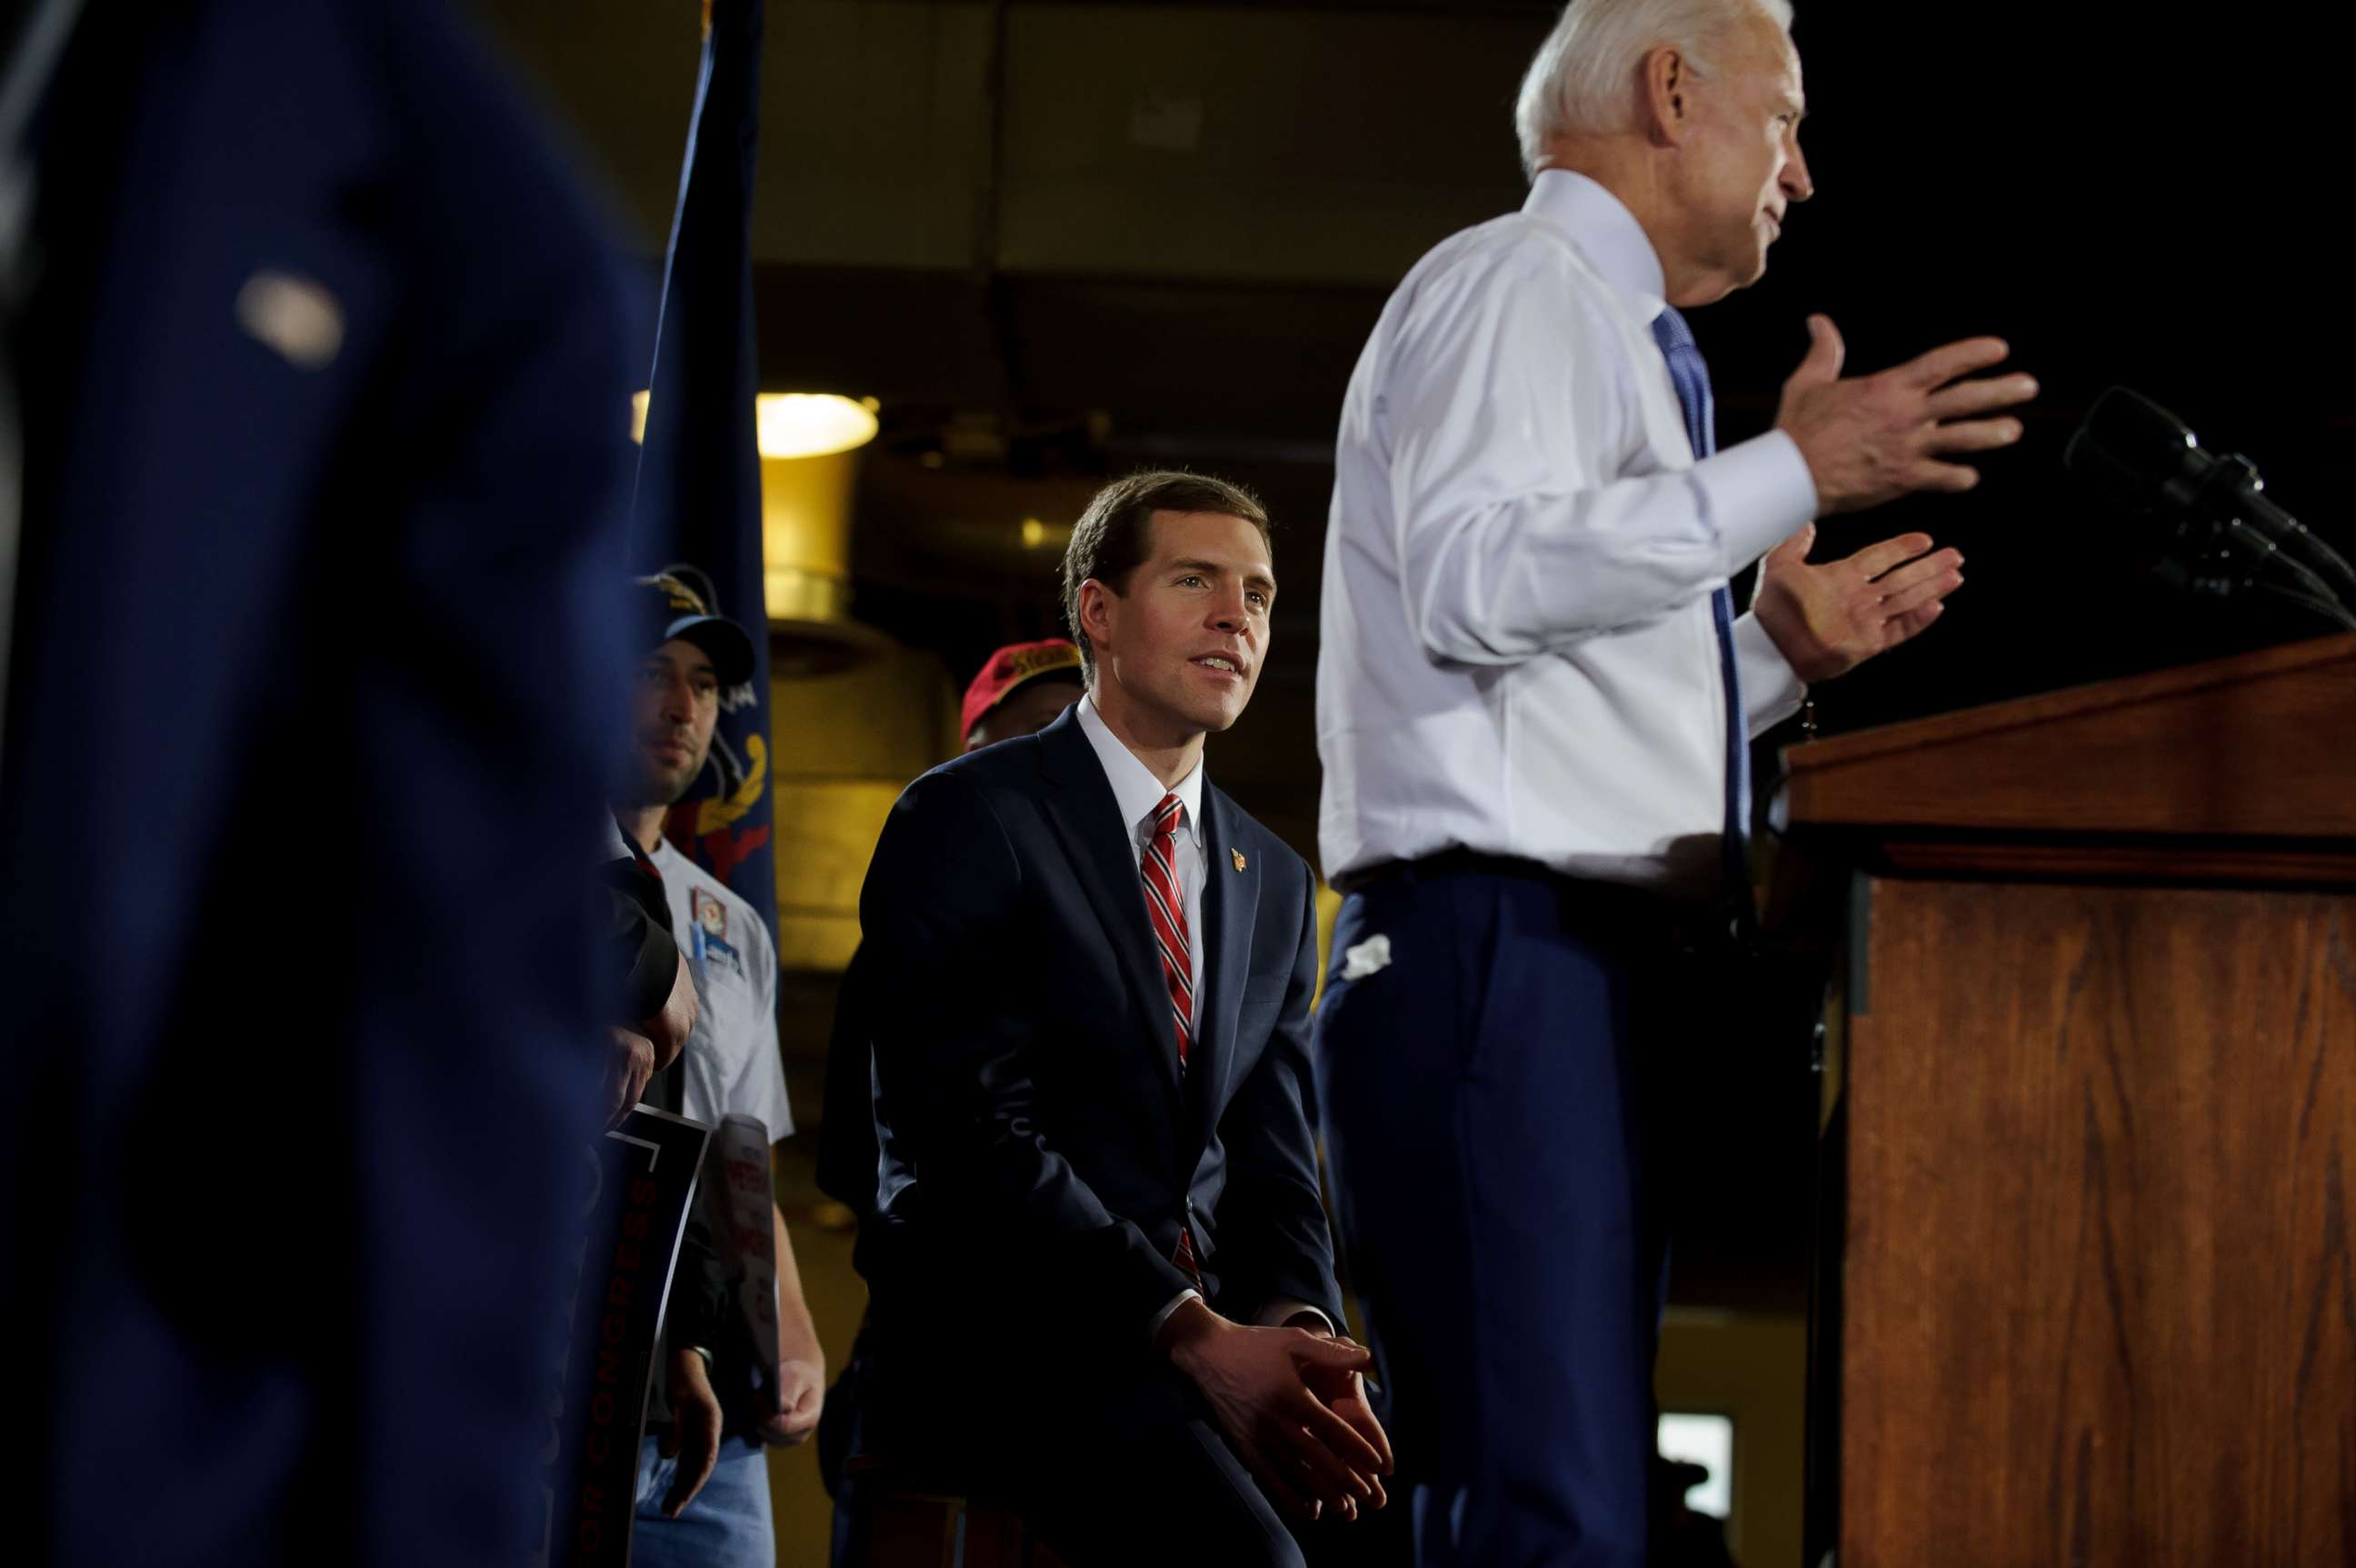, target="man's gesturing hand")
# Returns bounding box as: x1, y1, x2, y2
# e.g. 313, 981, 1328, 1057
1160, 1301, 1393, 1523
1776, 315, 2036, 514
1754, 524, 1962, 683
